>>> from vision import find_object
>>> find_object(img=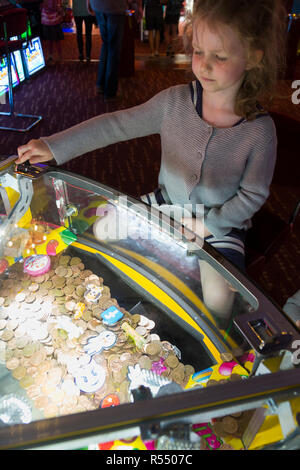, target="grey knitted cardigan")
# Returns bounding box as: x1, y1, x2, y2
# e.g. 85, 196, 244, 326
42, 84, 277, 238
